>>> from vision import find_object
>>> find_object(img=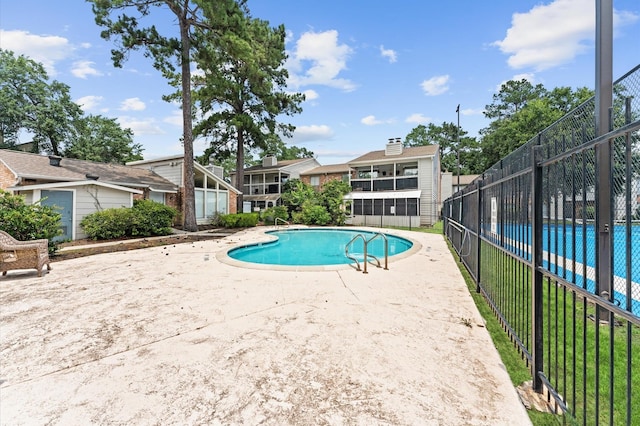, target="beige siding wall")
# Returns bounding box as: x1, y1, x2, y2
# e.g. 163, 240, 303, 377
417, 157, 436, 225
74, 185, 133, 239
131, 161, 183, 186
